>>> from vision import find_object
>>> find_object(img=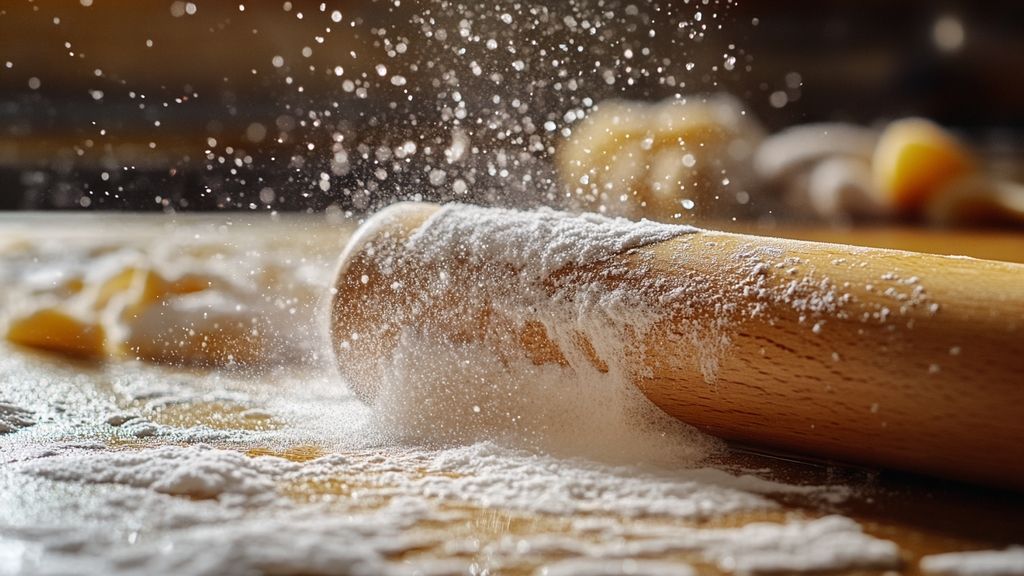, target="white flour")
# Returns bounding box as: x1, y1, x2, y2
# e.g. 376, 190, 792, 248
407, 204, 697, 274
15, 441, 828, 520
621, 515, 900, 574
2, 497, 429, 576
921, 547, 1024, 576
0, 339, 873, 575
397, 441, 839, 517
539, 559, 695, 576
0, 402, 34, 434
21, 445, 293, 501
342, 204, 716, 466
516, 515, 900, 574
0, 210, 981, 576
7, 442, 890, 576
